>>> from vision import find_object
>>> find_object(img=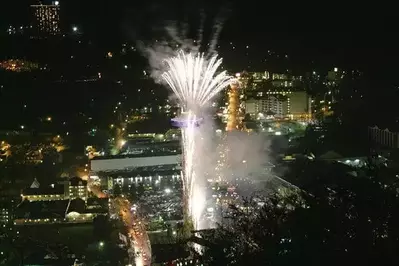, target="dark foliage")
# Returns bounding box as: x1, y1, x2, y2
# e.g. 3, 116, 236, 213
201, 163, 399, 266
